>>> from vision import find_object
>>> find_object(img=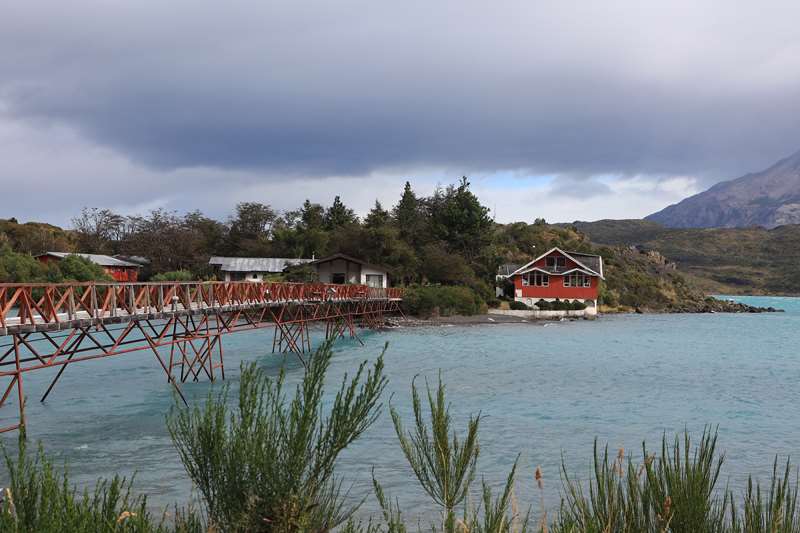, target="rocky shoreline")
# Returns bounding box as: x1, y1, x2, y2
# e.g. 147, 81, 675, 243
632, 297, 782, 314
385, 298, 782, 328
